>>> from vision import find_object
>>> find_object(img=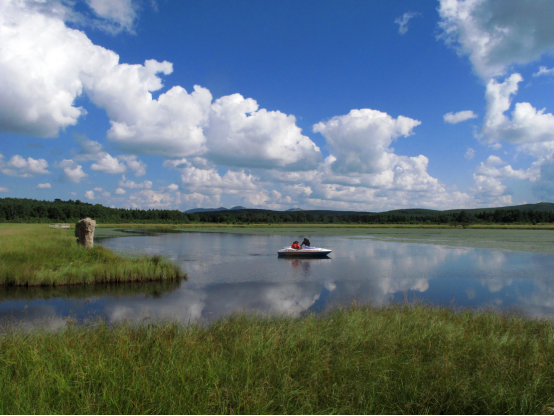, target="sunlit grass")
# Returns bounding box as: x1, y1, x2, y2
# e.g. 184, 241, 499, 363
0, 224, 185, 286
1, 304, 554, 414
